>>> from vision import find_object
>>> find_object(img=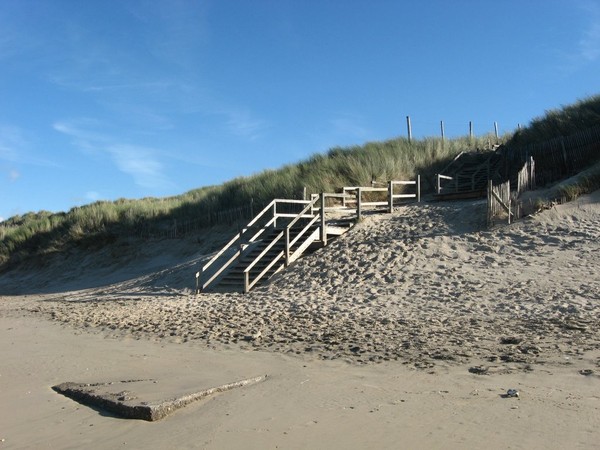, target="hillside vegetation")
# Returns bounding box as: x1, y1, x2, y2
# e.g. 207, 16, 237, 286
1, 94, 599, 270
